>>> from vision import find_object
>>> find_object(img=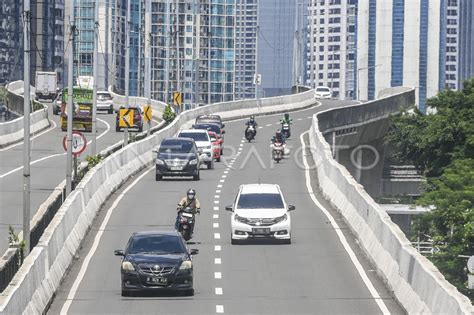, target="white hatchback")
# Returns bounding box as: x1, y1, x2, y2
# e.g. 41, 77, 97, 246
97, 91, 114, 113
177, 129, 214, 169
226, 184, 295, 244
314, 86, 332, 99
